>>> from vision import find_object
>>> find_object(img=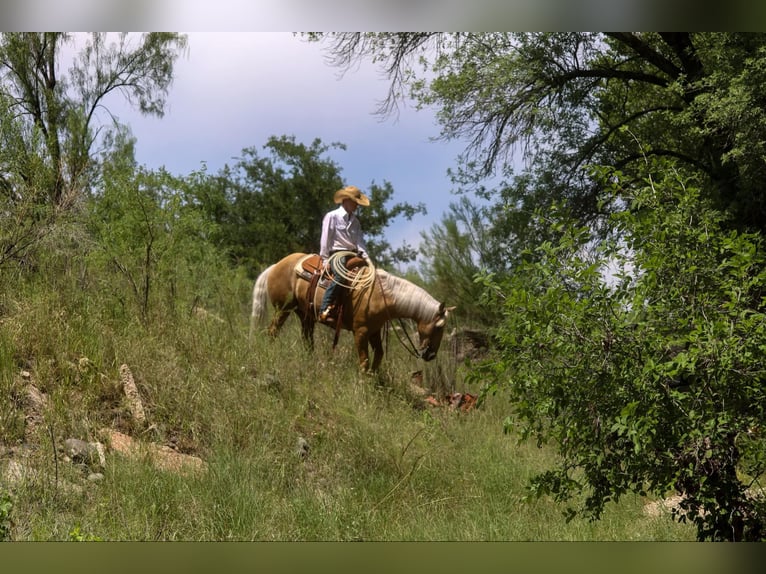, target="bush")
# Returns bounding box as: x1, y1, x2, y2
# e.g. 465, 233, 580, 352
478, 165, 766, 540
